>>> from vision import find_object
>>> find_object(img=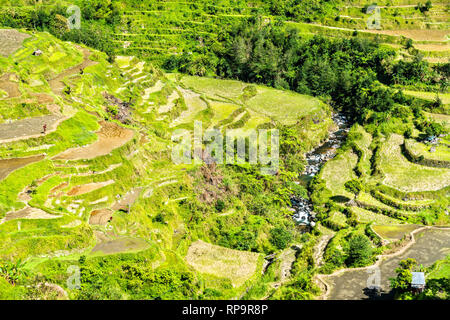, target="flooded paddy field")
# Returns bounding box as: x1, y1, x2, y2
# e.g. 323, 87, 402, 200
324, 228, 450, 300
